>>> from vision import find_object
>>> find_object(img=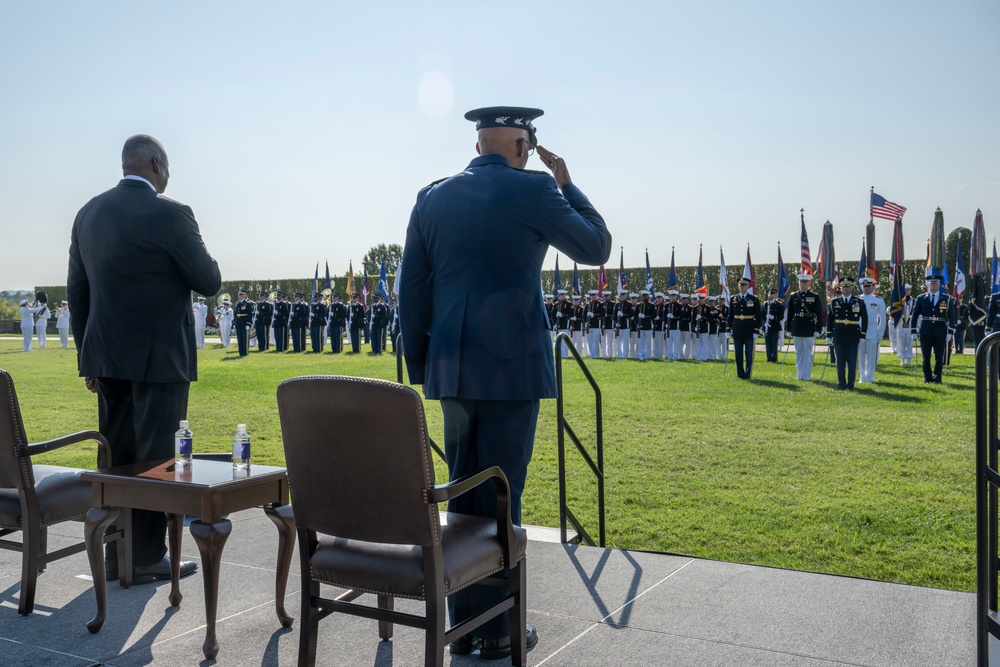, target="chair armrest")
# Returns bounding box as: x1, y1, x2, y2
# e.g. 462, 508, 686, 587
25, 430, 111, 468
428, 466, 517, 570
